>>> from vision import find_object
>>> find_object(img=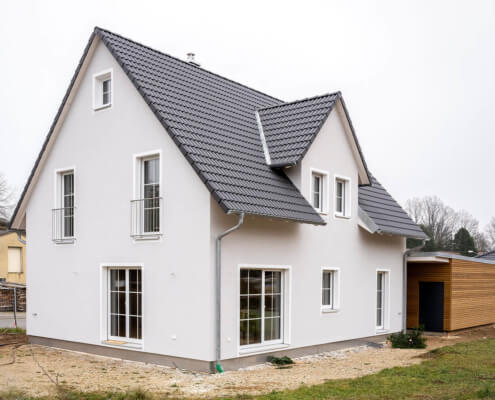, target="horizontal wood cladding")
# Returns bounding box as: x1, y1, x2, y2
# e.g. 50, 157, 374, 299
407, 262, 452, 331
450, 258, 495, 330
408, 258, 495, 331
